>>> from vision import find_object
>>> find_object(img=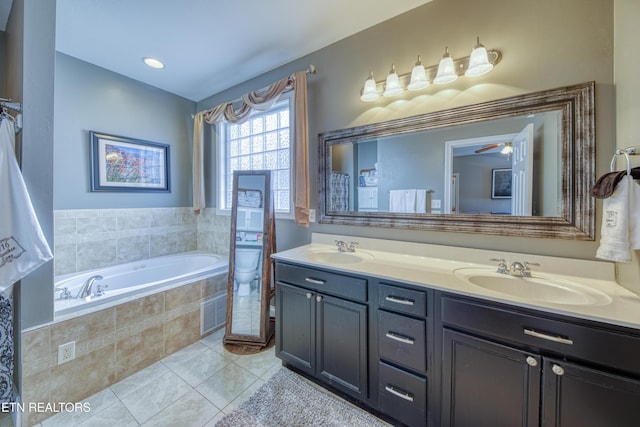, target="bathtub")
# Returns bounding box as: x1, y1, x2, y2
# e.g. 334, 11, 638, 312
54, 252, 228, 318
